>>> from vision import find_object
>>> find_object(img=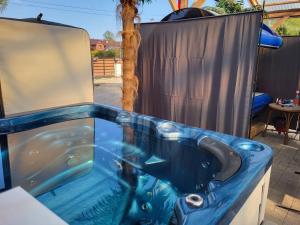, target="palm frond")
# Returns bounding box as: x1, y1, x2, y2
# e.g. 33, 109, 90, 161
0, 0, 8, 12
137, 0, 152, 3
